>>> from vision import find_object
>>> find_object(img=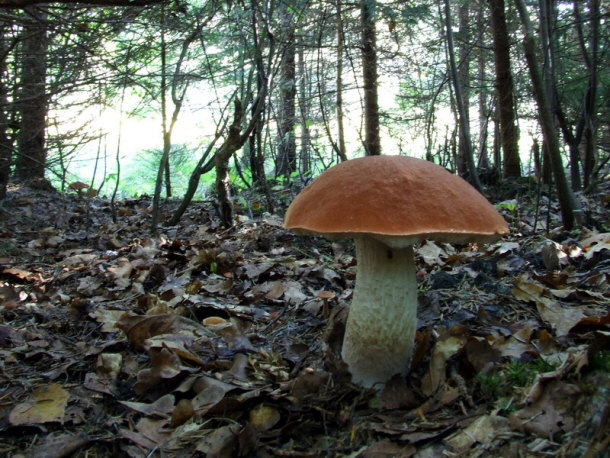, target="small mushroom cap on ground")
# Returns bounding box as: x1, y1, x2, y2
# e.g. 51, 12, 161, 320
284, 155, 509, 247
68, 181, 90, 191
